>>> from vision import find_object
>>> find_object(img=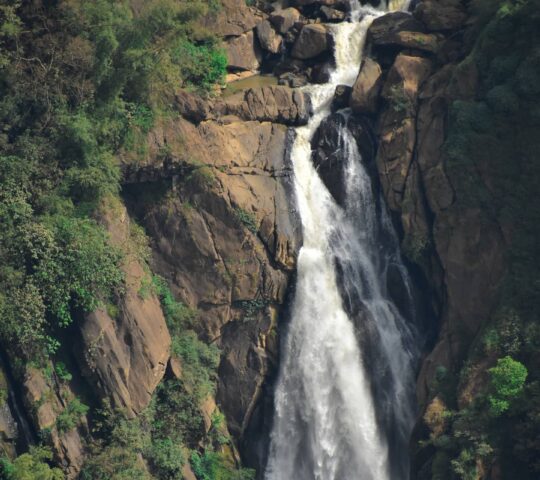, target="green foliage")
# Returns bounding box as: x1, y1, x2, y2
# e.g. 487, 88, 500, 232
173, 40, 227, 91
54, 362, 72, 382
190, 451, 255, 480
0, 446, 64, 480
80, 407, 152, 480
146, 437, 185, 480
55, 398, 89, 432
234, 208, 258, 234
238, 298, 268, 322
488, 356, 528, 416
